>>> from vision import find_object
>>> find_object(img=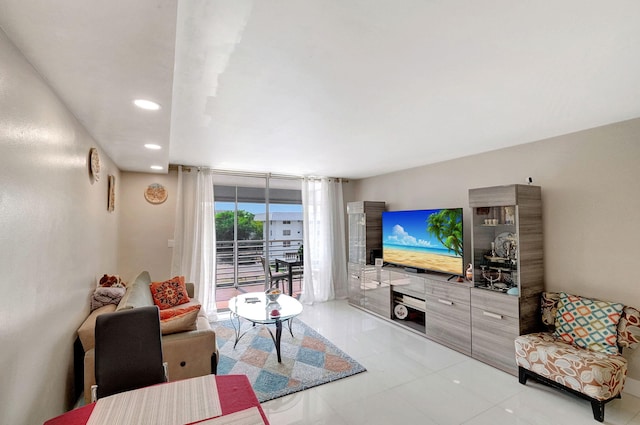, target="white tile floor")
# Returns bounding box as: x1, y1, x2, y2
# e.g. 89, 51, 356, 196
259, 299, 640, 425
